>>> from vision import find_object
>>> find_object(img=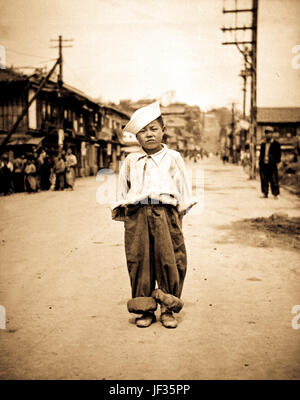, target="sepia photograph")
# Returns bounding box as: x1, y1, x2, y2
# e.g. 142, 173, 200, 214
0, 0, 299, 385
